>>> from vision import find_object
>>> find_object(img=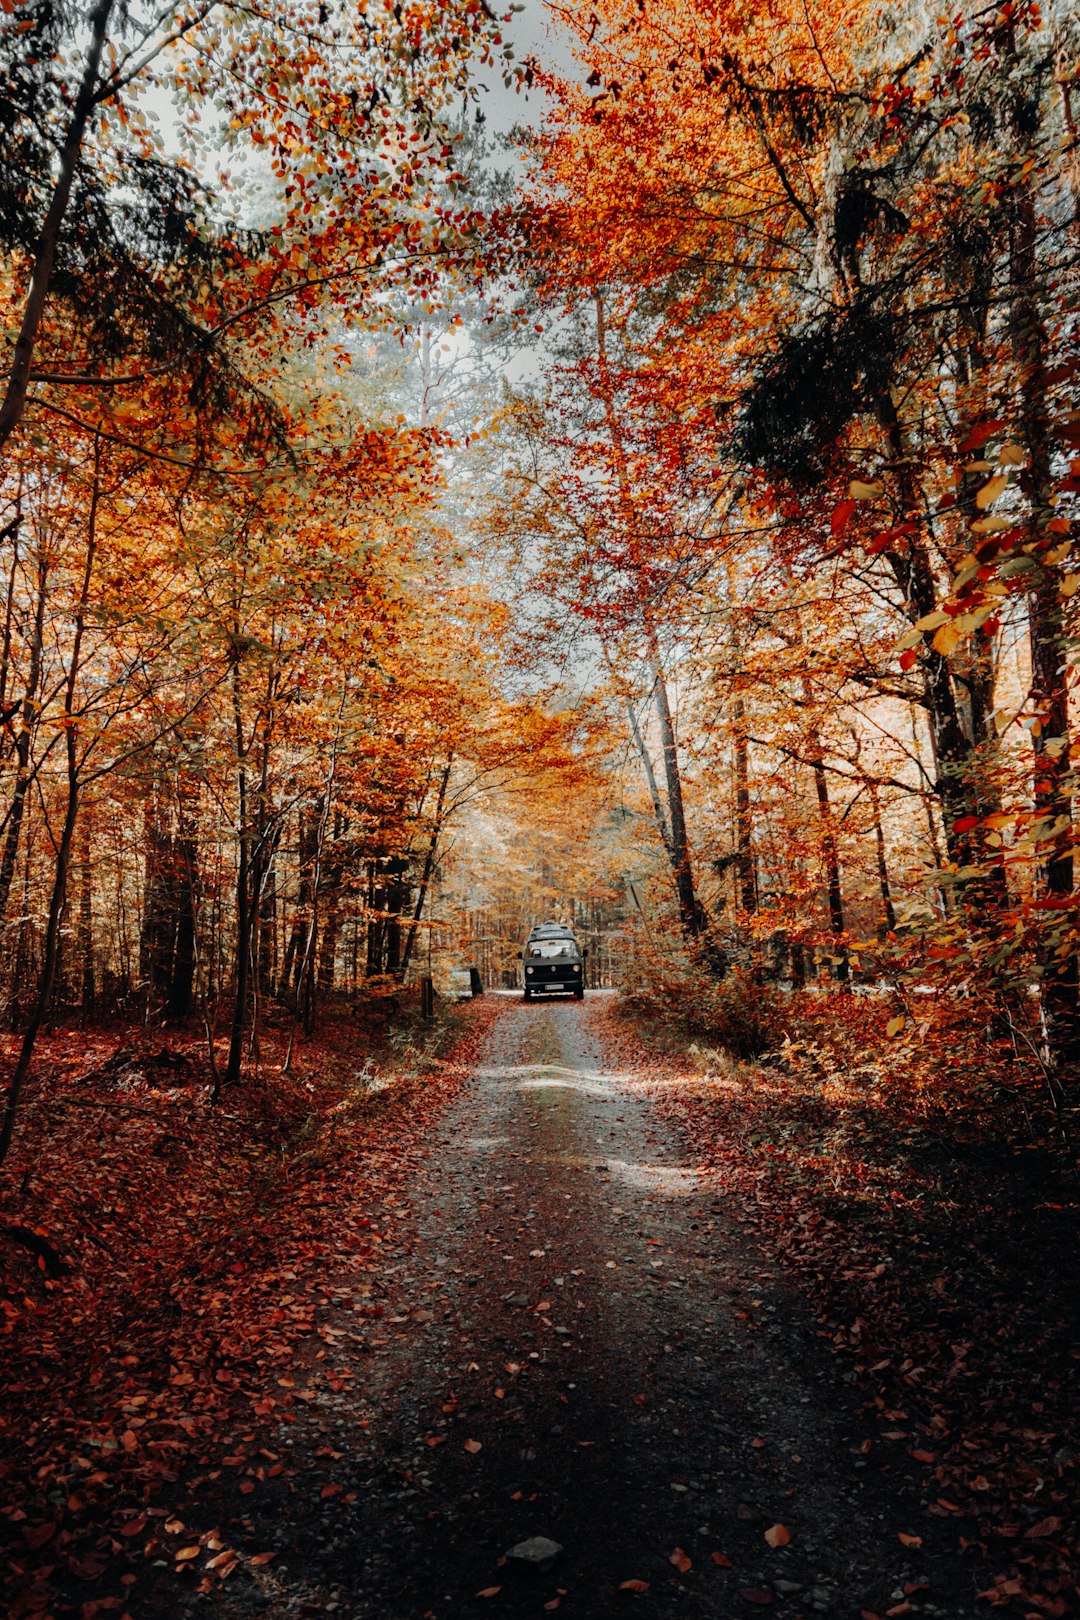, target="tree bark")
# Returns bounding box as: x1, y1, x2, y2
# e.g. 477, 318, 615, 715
225, 658, 250, 1088
1009, 135, 1077, 1068
592, 291, 713, 959
401, 756, 453, 980
0, 548, 47, 927
0, 0, 117, 453
812, 755, 849, 984
648, 641, 709, 948
875, 394, 982, 865
0, 437, 99, 1164
78, 818, 95, 1015
868, 779, 897, 936
733, 695, 757, 915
